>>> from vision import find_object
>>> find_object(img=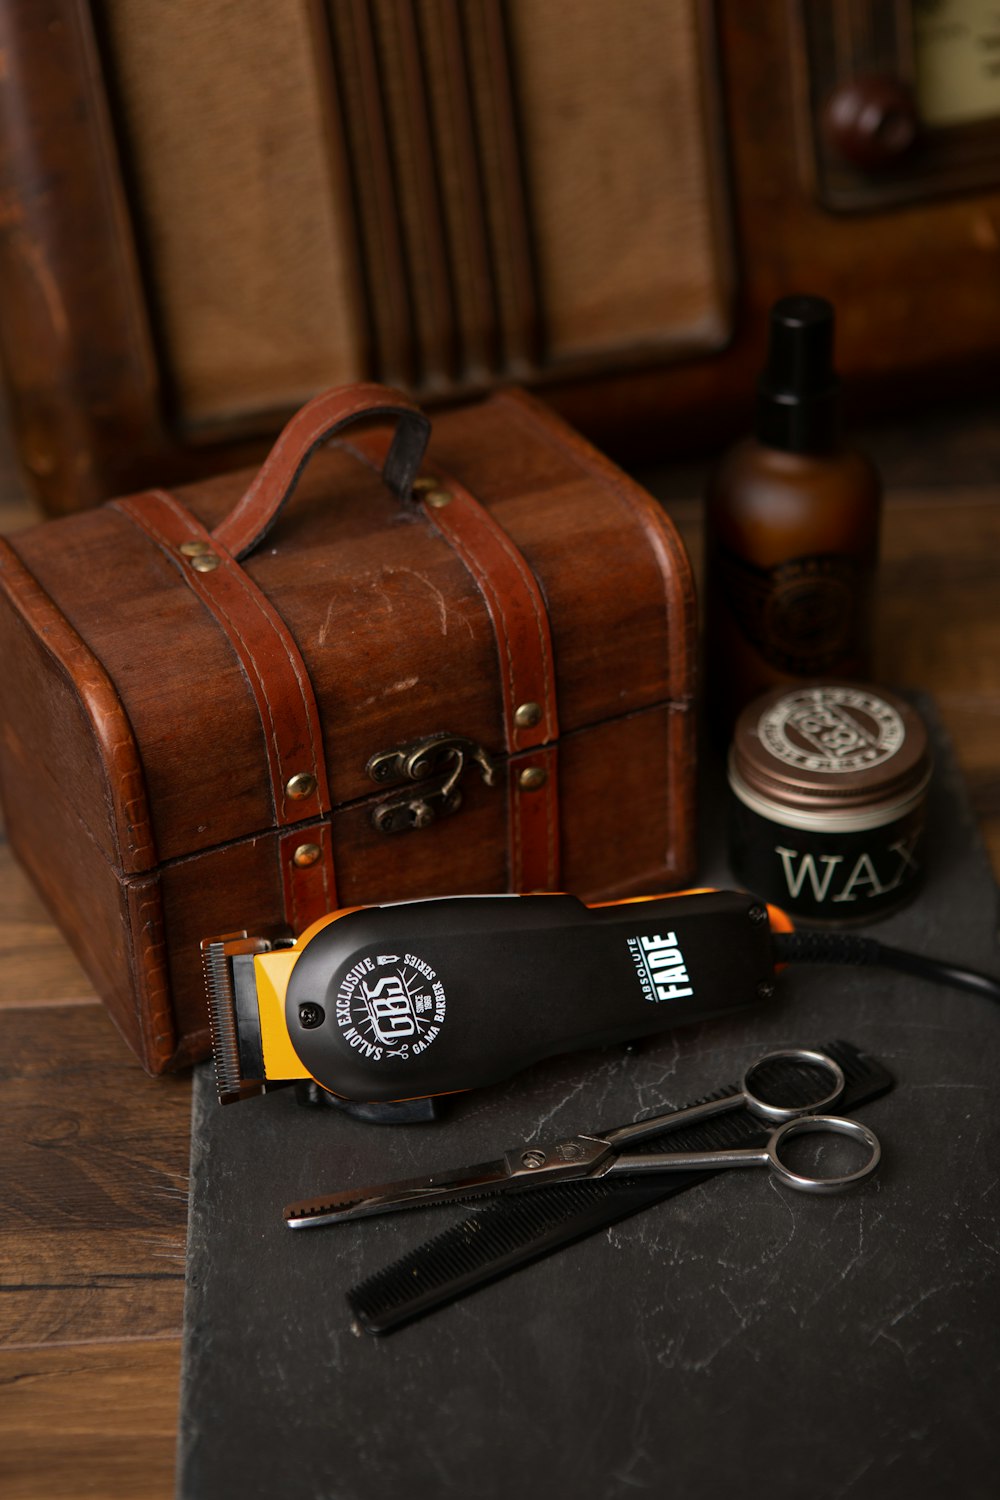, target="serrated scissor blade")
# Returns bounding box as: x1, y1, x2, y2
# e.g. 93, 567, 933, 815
284, 1156, 514, 1228
284, 1134, 613, 1228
